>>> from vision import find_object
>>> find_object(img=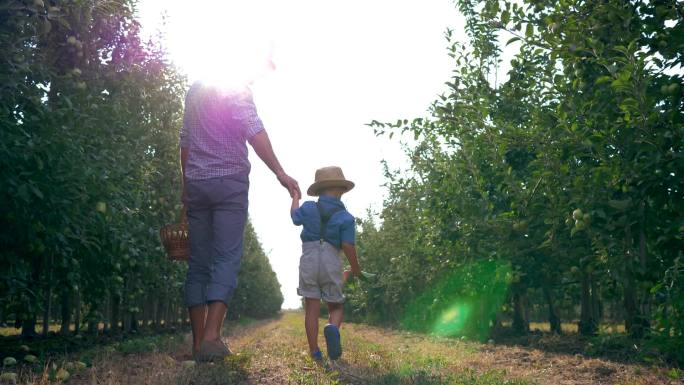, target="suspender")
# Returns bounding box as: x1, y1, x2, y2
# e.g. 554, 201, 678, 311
316, 202, 342, 244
